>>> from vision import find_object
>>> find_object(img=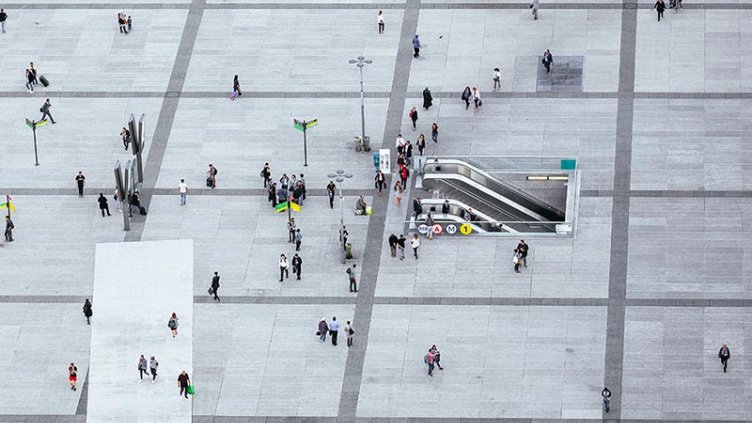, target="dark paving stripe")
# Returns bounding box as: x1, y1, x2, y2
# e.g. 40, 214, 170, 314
0, 187, 363, 197
603, 0, 637, 418
629, 190, 752, 198
124, 0, 206, 243
336, 0, 420, 420
194, 295, 356, 305
0, 295, 89, 303
0, 417, 86, 423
